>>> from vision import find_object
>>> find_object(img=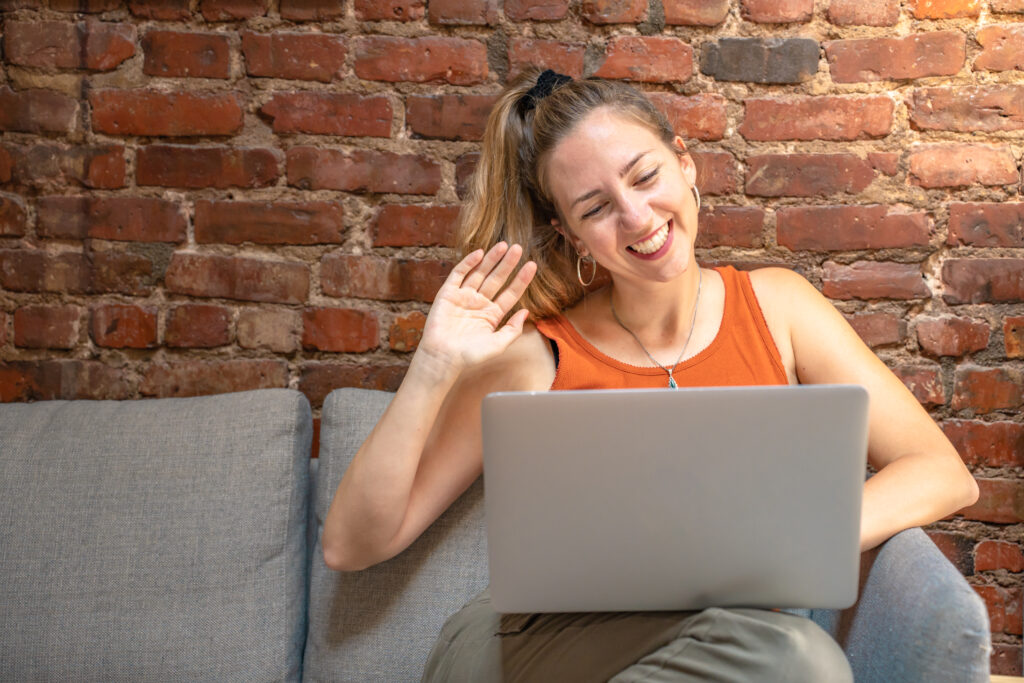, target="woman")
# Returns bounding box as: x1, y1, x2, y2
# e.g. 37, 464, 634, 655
322, 69, 979, 681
